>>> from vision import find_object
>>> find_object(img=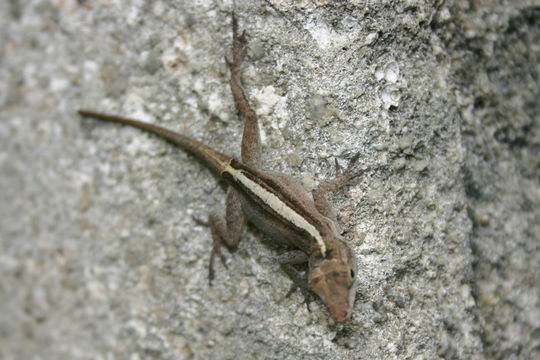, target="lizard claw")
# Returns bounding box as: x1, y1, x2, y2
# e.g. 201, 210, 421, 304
224, 56, 232, 69
285, 282, 313, 312
337, 153, 365, 186
195, 215, 229, 285
345, 152, 361, 171
339, 153, 360, 176
208, 245, 228, 286
333, 158, 342, 176
230, 12, 249, 70
192, 215, 210, 227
